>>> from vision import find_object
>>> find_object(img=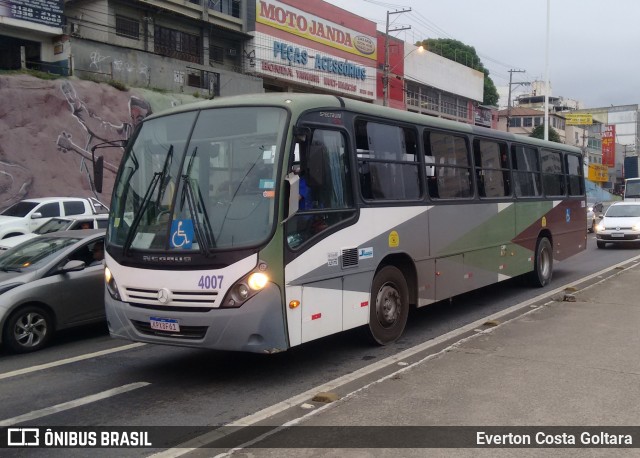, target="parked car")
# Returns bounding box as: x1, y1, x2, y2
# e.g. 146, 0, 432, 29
0, 230, 105, 353
0, 214, 109, 251
587, 202, 595, 233
0, 197, 108, 240
594, 202, 640, 249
